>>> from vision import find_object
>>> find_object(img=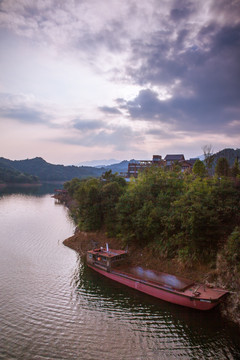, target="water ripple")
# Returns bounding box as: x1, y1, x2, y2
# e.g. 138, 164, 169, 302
0, 193, 240, 360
